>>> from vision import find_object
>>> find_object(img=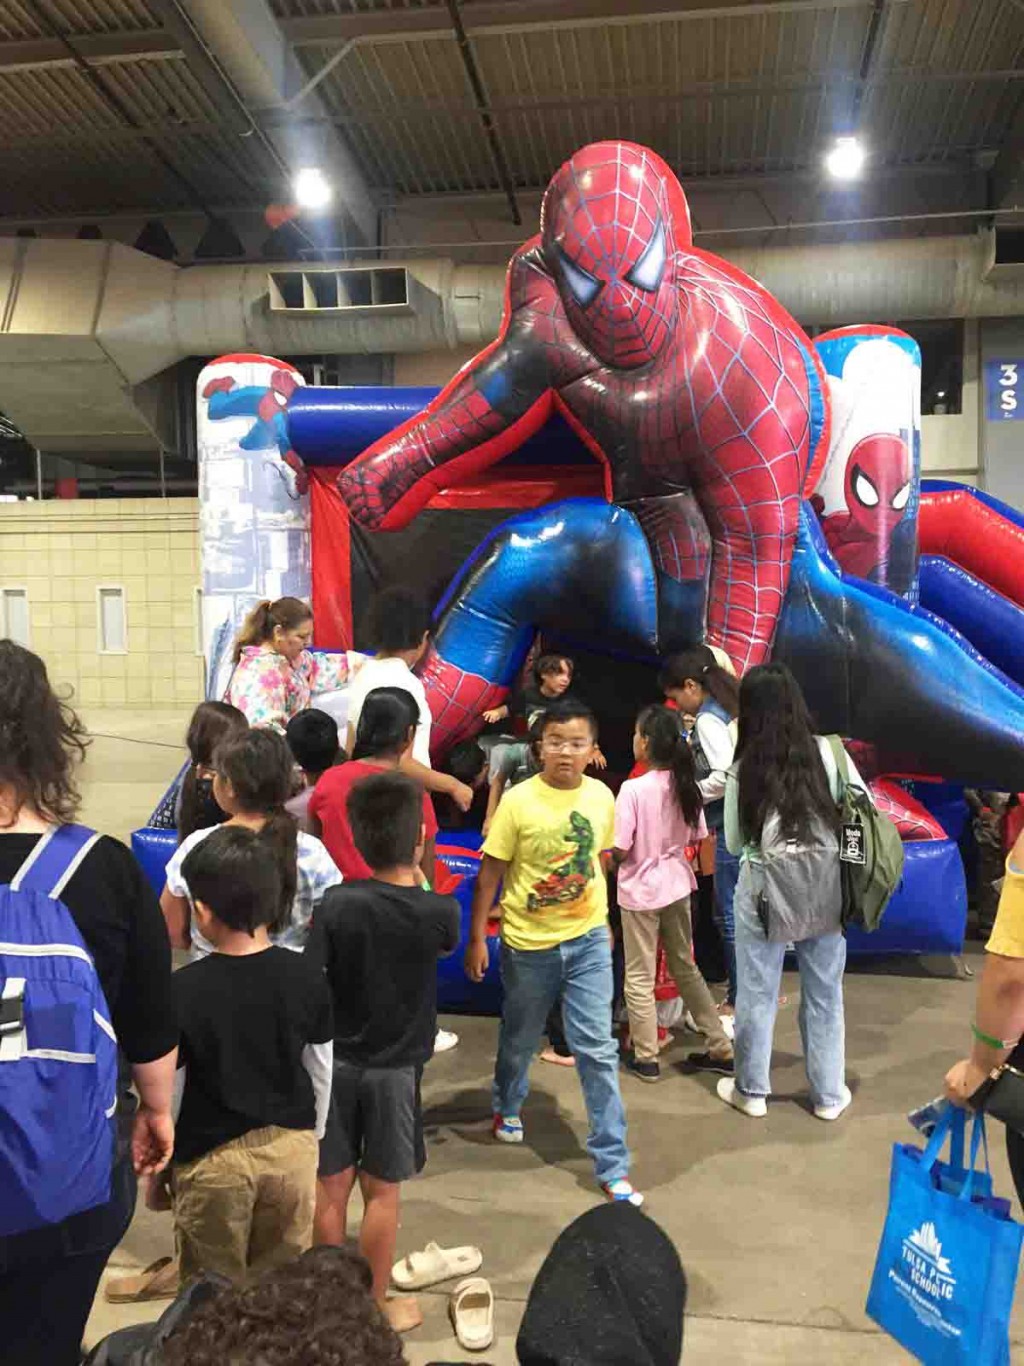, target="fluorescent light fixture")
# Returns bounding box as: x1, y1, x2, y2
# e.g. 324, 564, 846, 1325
293, 166, 332, 210
825, 136, 866, 181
